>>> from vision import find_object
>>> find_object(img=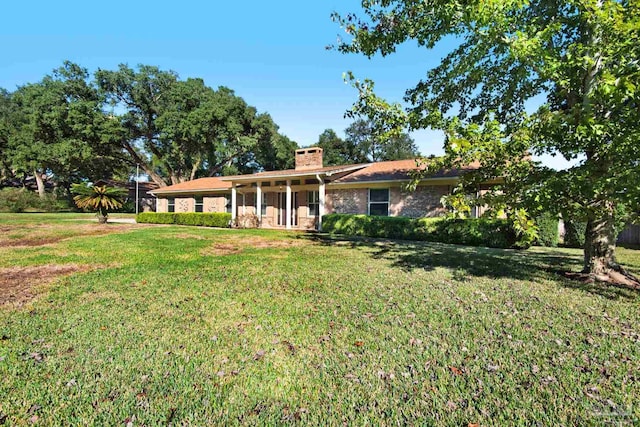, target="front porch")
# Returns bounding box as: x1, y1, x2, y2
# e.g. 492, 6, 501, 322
230, 178, 326, 231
